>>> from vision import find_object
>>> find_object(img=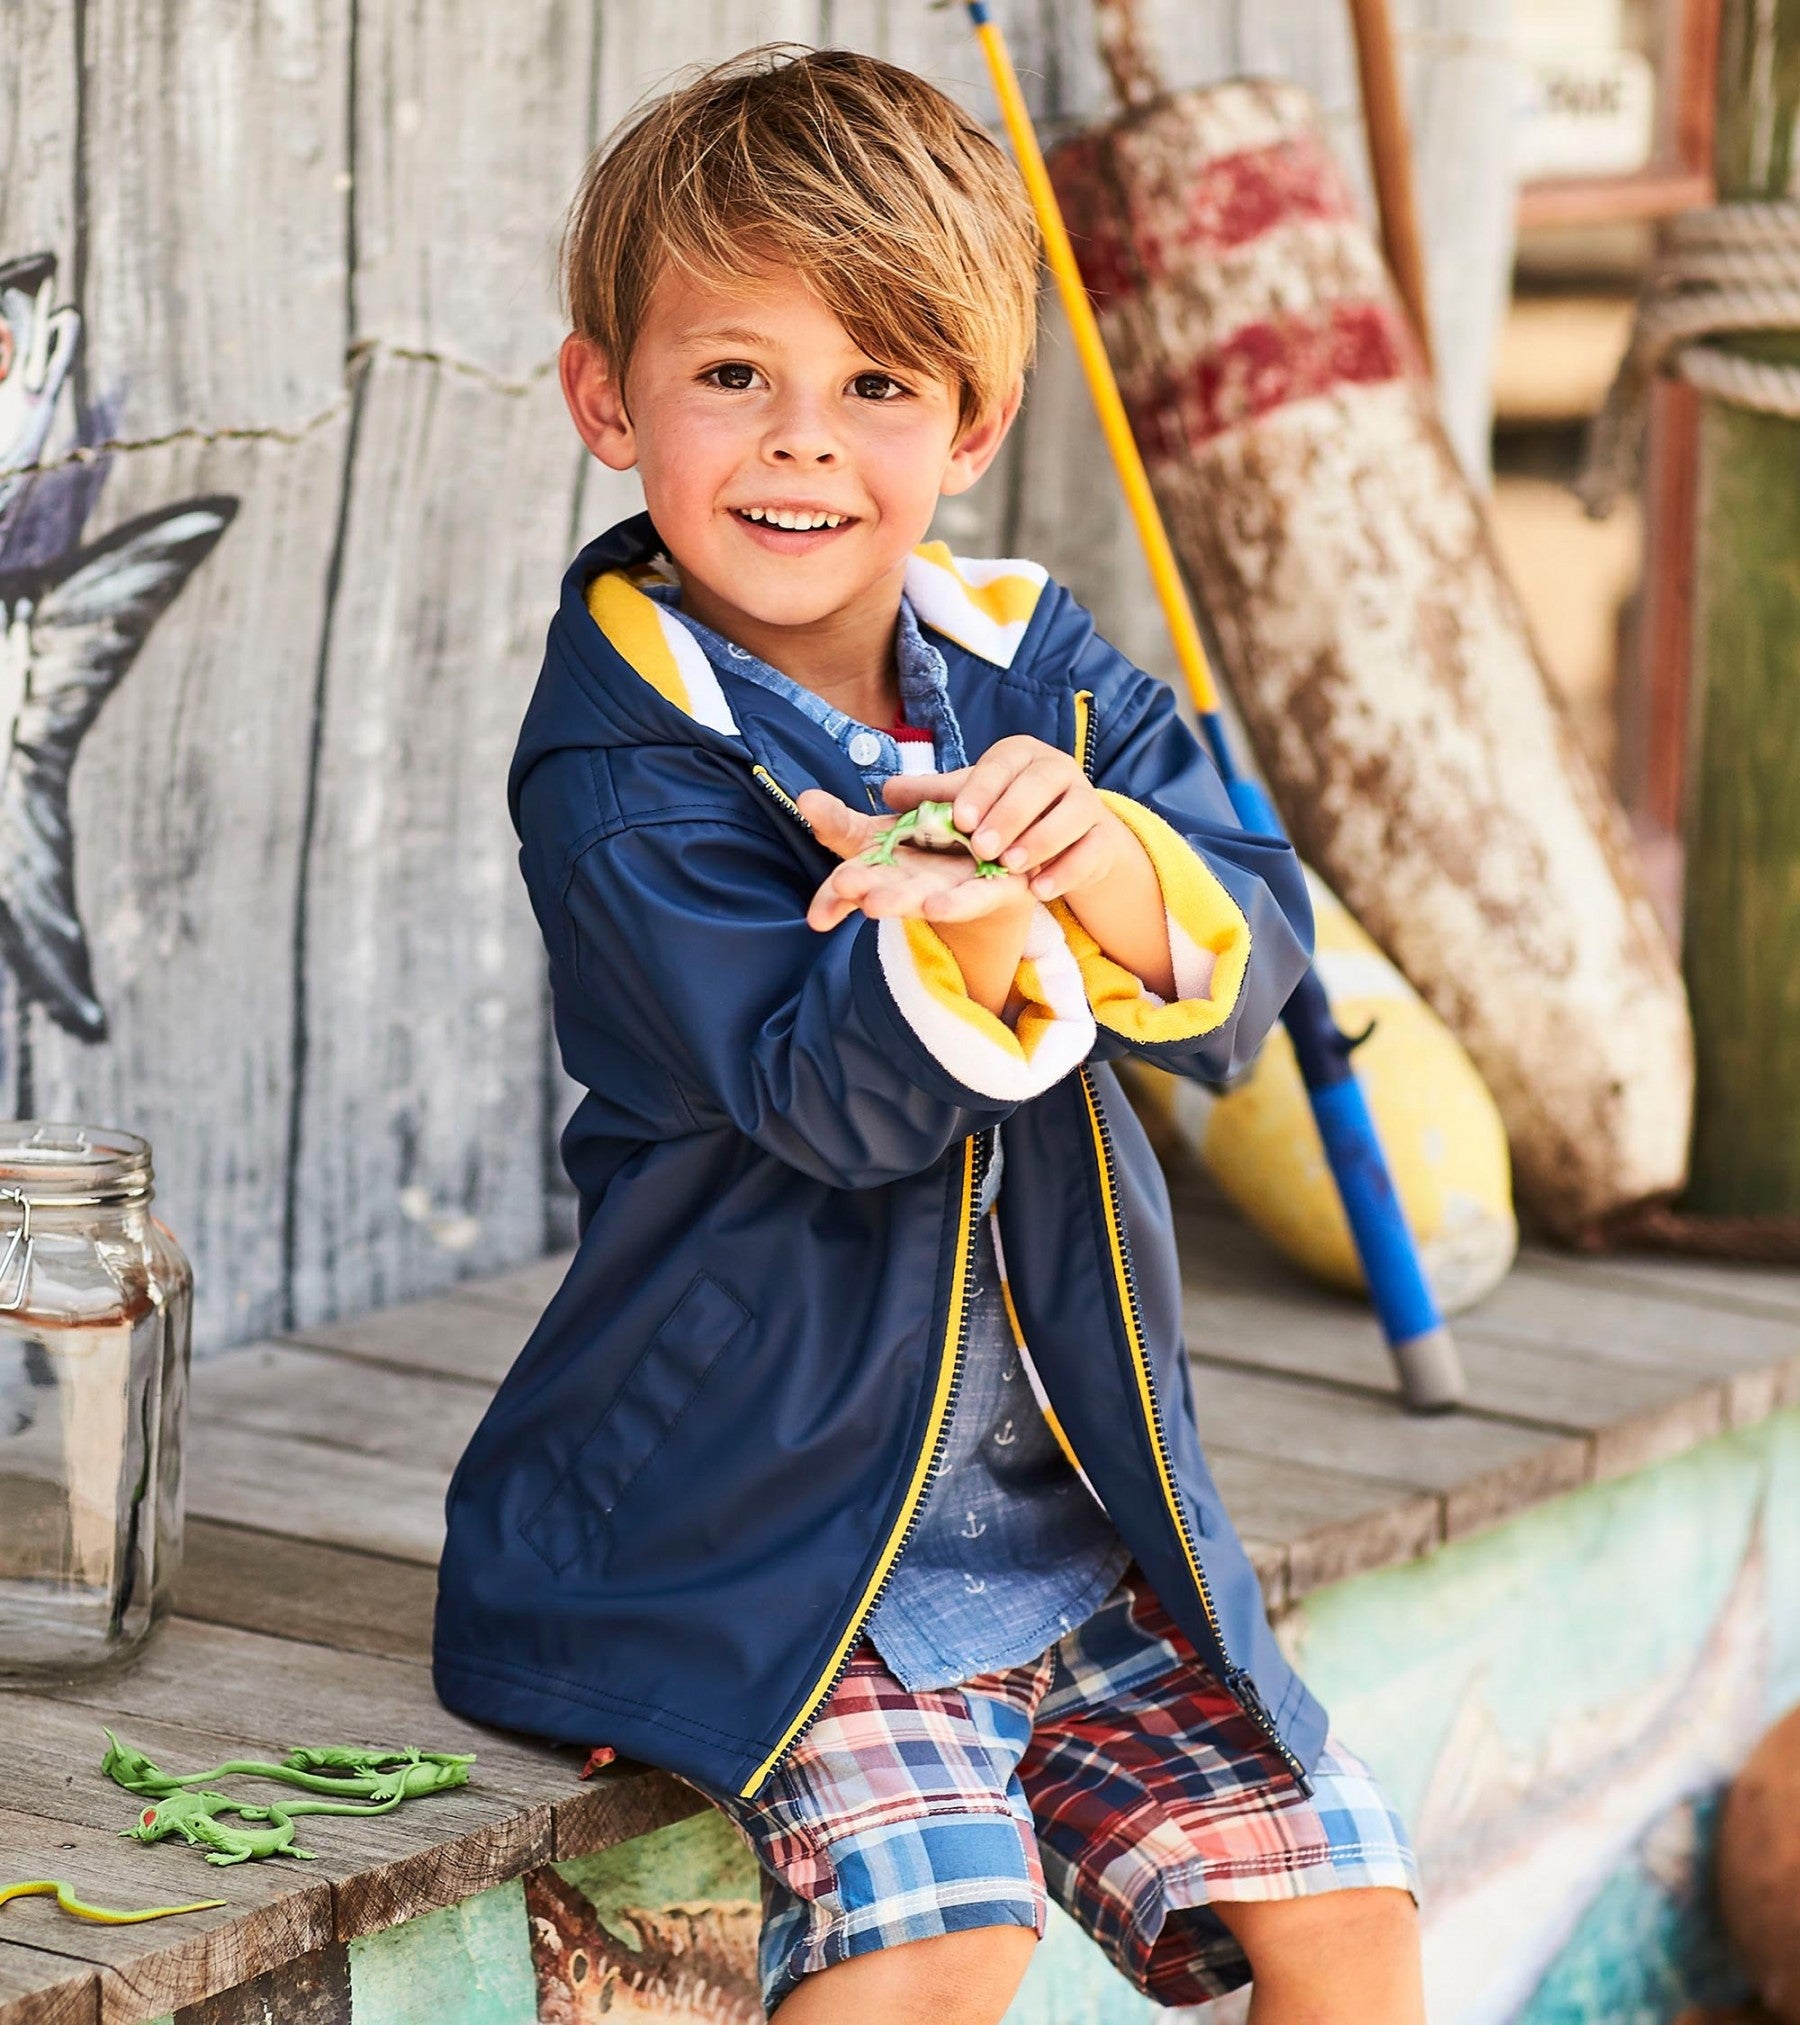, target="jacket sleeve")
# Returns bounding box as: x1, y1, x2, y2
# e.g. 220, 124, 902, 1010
557, 811, 1098, 1190
1043, 624, 1315, 1086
